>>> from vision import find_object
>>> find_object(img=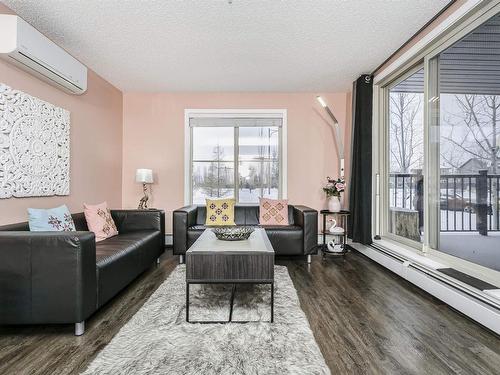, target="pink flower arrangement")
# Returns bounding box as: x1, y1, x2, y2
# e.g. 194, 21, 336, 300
323, 176, 345, 197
